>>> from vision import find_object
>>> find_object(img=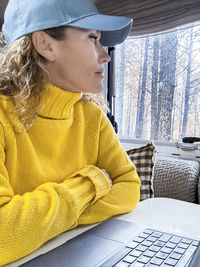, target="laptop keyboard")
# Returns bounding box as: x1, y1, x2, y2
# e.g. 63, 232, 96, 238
100, 229, 199, 267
